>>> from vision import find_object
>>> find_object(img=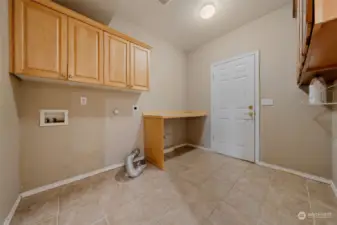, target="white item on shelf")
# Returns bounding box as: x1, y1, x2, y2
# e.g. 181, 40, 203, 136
309, 78, 327, 105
